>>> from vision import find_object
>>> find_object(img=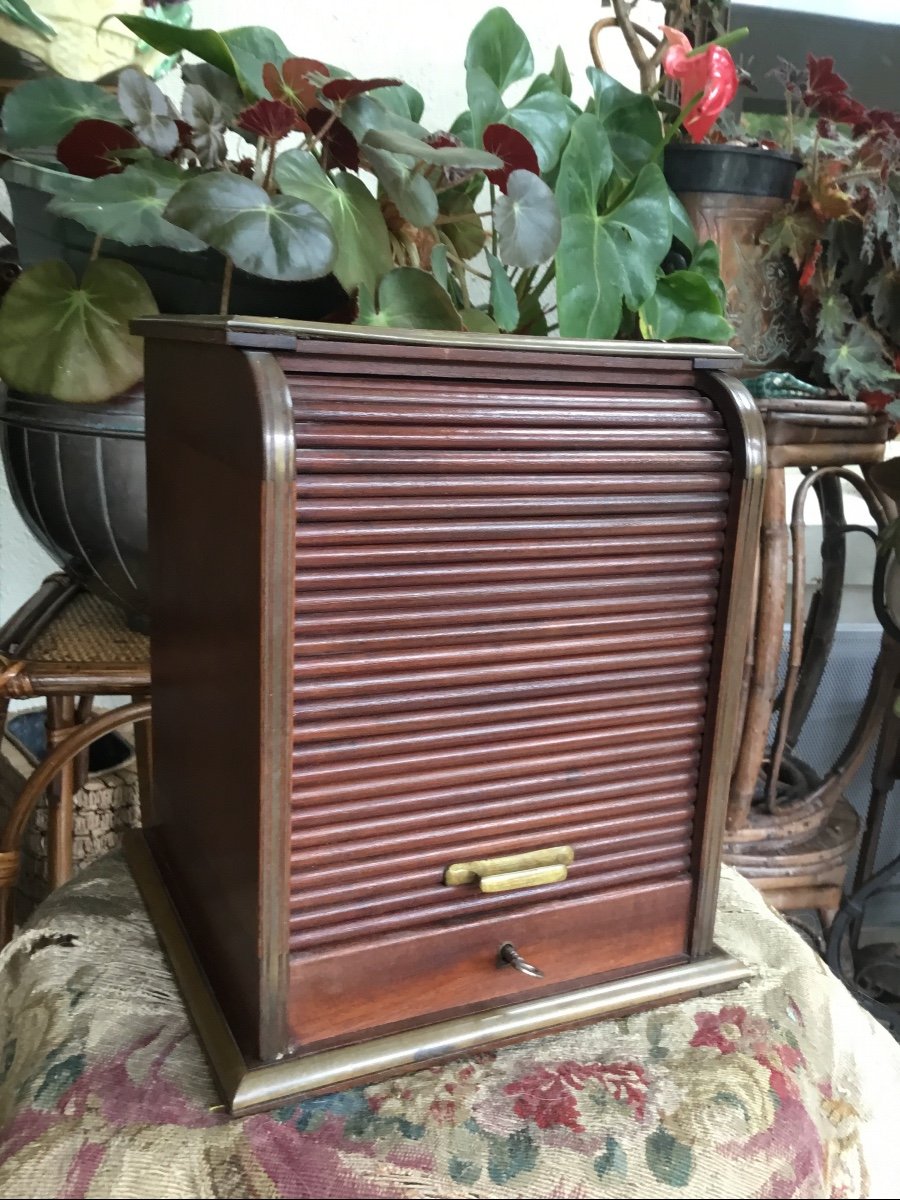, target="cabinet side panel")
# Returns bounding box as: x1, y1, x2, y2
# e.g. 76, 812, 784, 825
144, 340, 294, 1059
